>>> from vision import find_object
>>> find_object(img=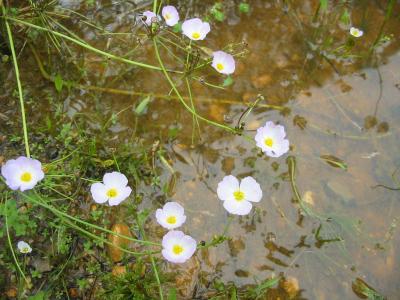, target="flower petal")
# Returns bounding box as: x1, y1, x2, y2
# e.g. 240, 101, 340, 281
109, 186, 132, 206
103, 172, 128, 188
217, 175, 239, 201
90, 182, 109, 203
240, 177, 262, 203
223, 199, 252, 215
